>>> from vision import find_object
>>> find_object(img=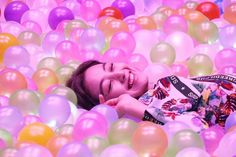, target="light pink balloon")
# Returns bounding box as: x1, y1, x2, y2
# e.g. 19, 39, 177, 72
103, 48, 127, 63
1, 21, 25, 37
128, 53, 148, 71
124, 17, 141, 33
0, 96, 9, 107
70, 28, 85, 42
61, 0, 81, 17
219, 65, 236, 74
24, 115, 41, 126
214, 48, 236, 70
79, 50, 101, 62
163, 15, 188, 34
79, 0, 101, 21
22, 20, 42, 35
171, 63, 189, 77
162, 0, 184, 9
